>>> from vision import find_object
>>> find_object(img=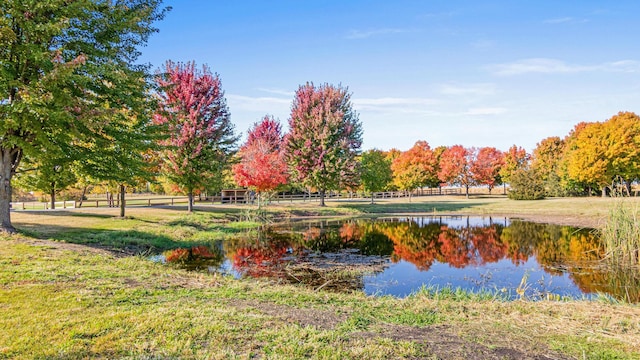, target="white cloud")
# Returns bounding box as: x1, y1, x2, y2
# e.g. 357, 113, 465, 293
439, 83, 496, 96
464, 107, 507, 116
345, 28, 414, 39
226, 94, 290, 114
471, 39, 495, 50
354, 97, 438, 106
544, 17, 574, 24
256, 88, 295, 97
353, 97, 440, 114
544, 17, 589, 24
489, 58, 640, 76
